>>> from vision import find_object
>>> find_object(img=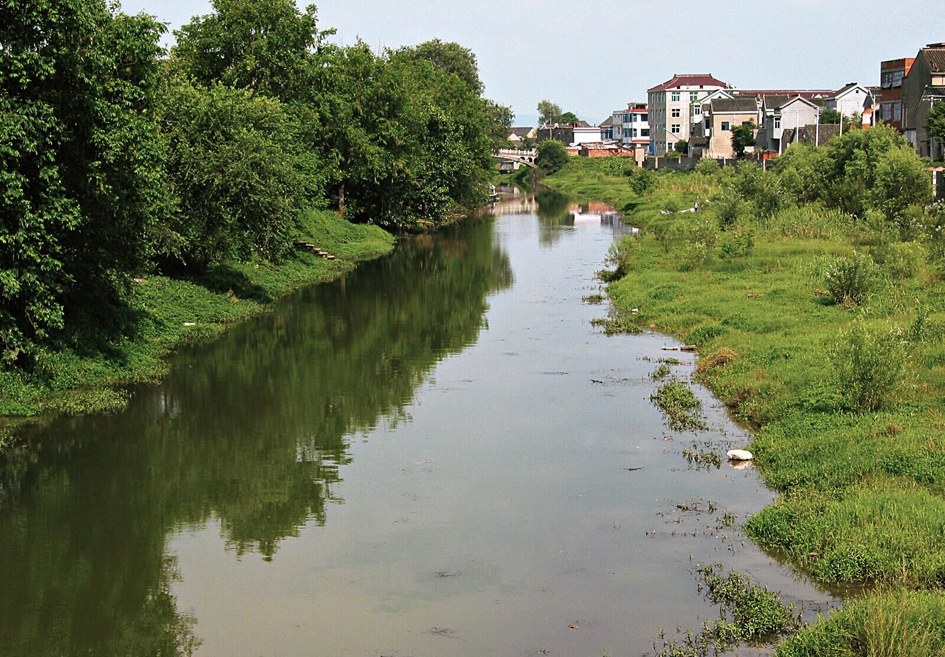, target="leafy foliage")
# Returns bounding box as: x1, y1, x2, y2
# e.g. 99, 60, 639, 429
160, 80, 322, 267
928, 100, 945, 149
731, 121, 756, 157
1, 0, 170, 364
829, 320, 906, 412
822, 252, 876, 305
535, 139, 569, 174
